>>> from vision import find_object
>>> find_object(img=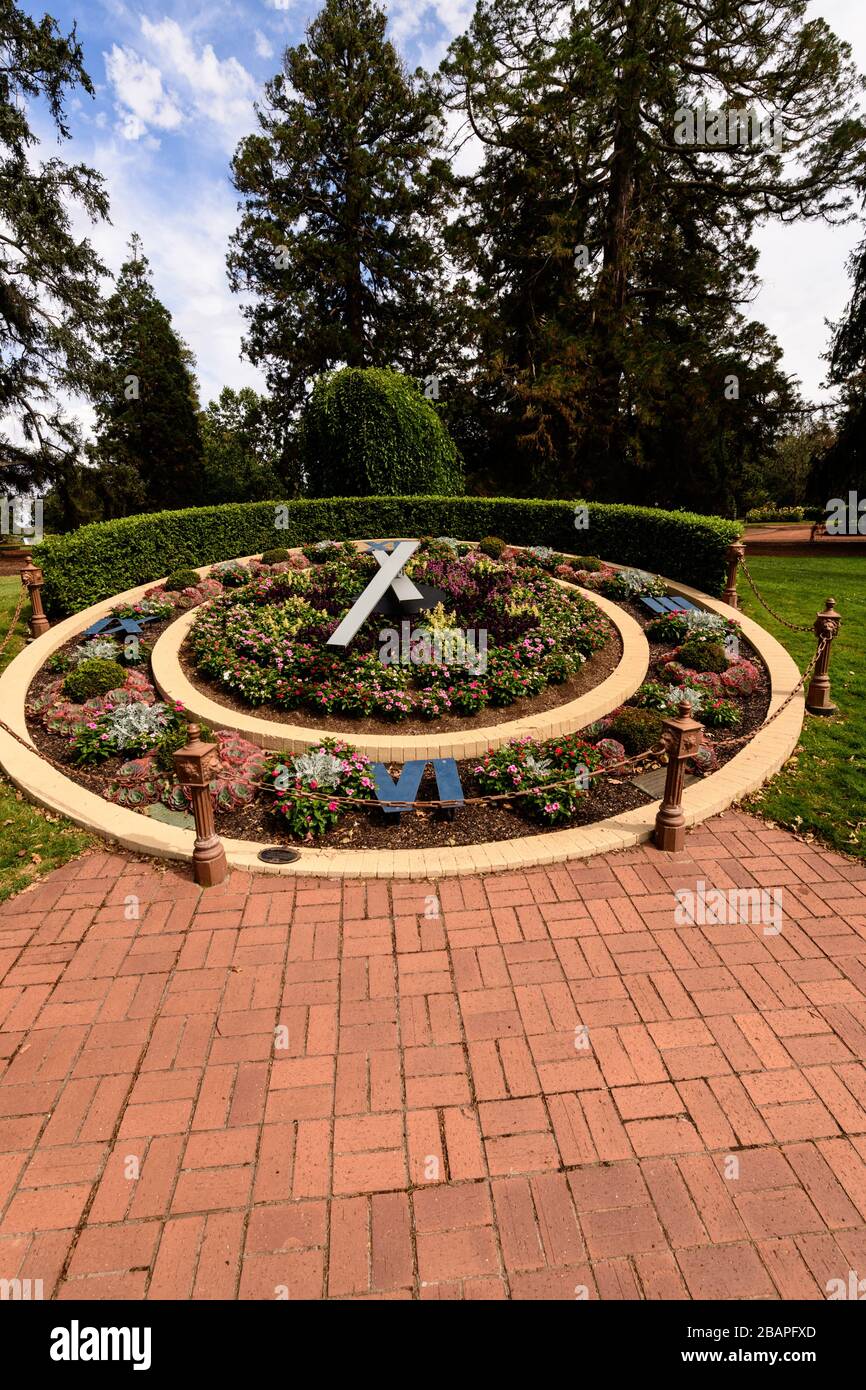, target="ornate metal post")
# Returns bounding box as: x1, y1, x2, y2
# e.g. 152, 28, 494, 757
173, 723, 228, 886
20, 563, 50, 638
805, 598, 842, 716
654, 702, 705, 853
722, 542, 745, 609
